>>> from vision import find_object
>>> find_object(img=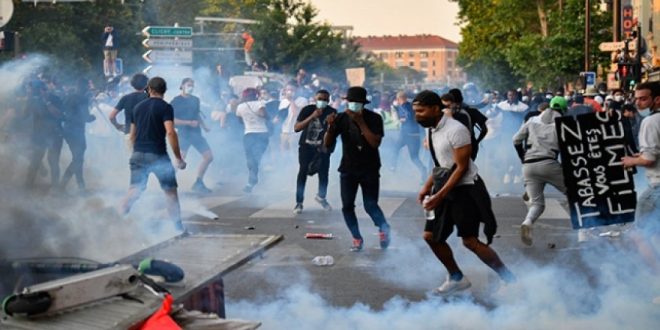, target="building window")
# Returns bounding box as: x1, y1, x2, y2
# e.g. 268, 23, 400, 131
420, 61, 428, 68
408, 51, 415, 57
432, 60, 436, 66
432, 70, 436, 76
420, 51, 428, 58
395, 52, 403, 58
395, 59, 404, 67
381, 52, 388, 59
409, 61, 414, 67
